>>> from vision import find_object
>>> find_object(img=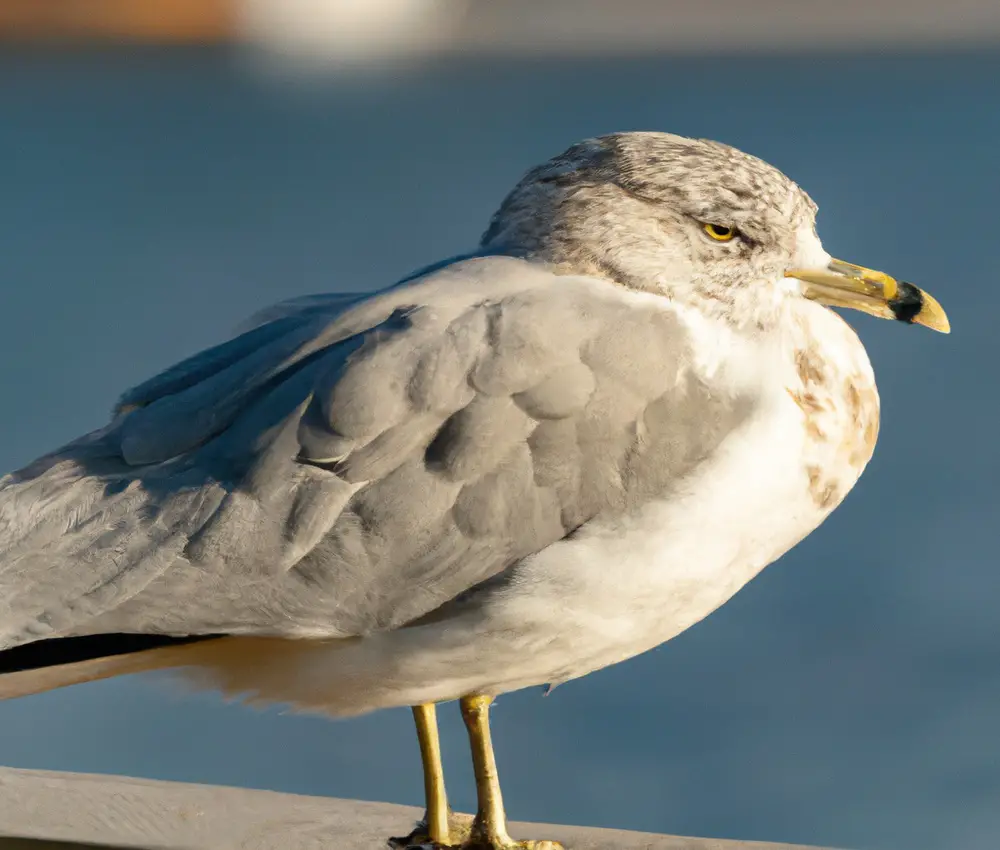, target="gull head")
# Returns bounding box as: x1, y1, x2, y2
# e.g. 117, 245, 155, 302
481, 132, 948, 334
